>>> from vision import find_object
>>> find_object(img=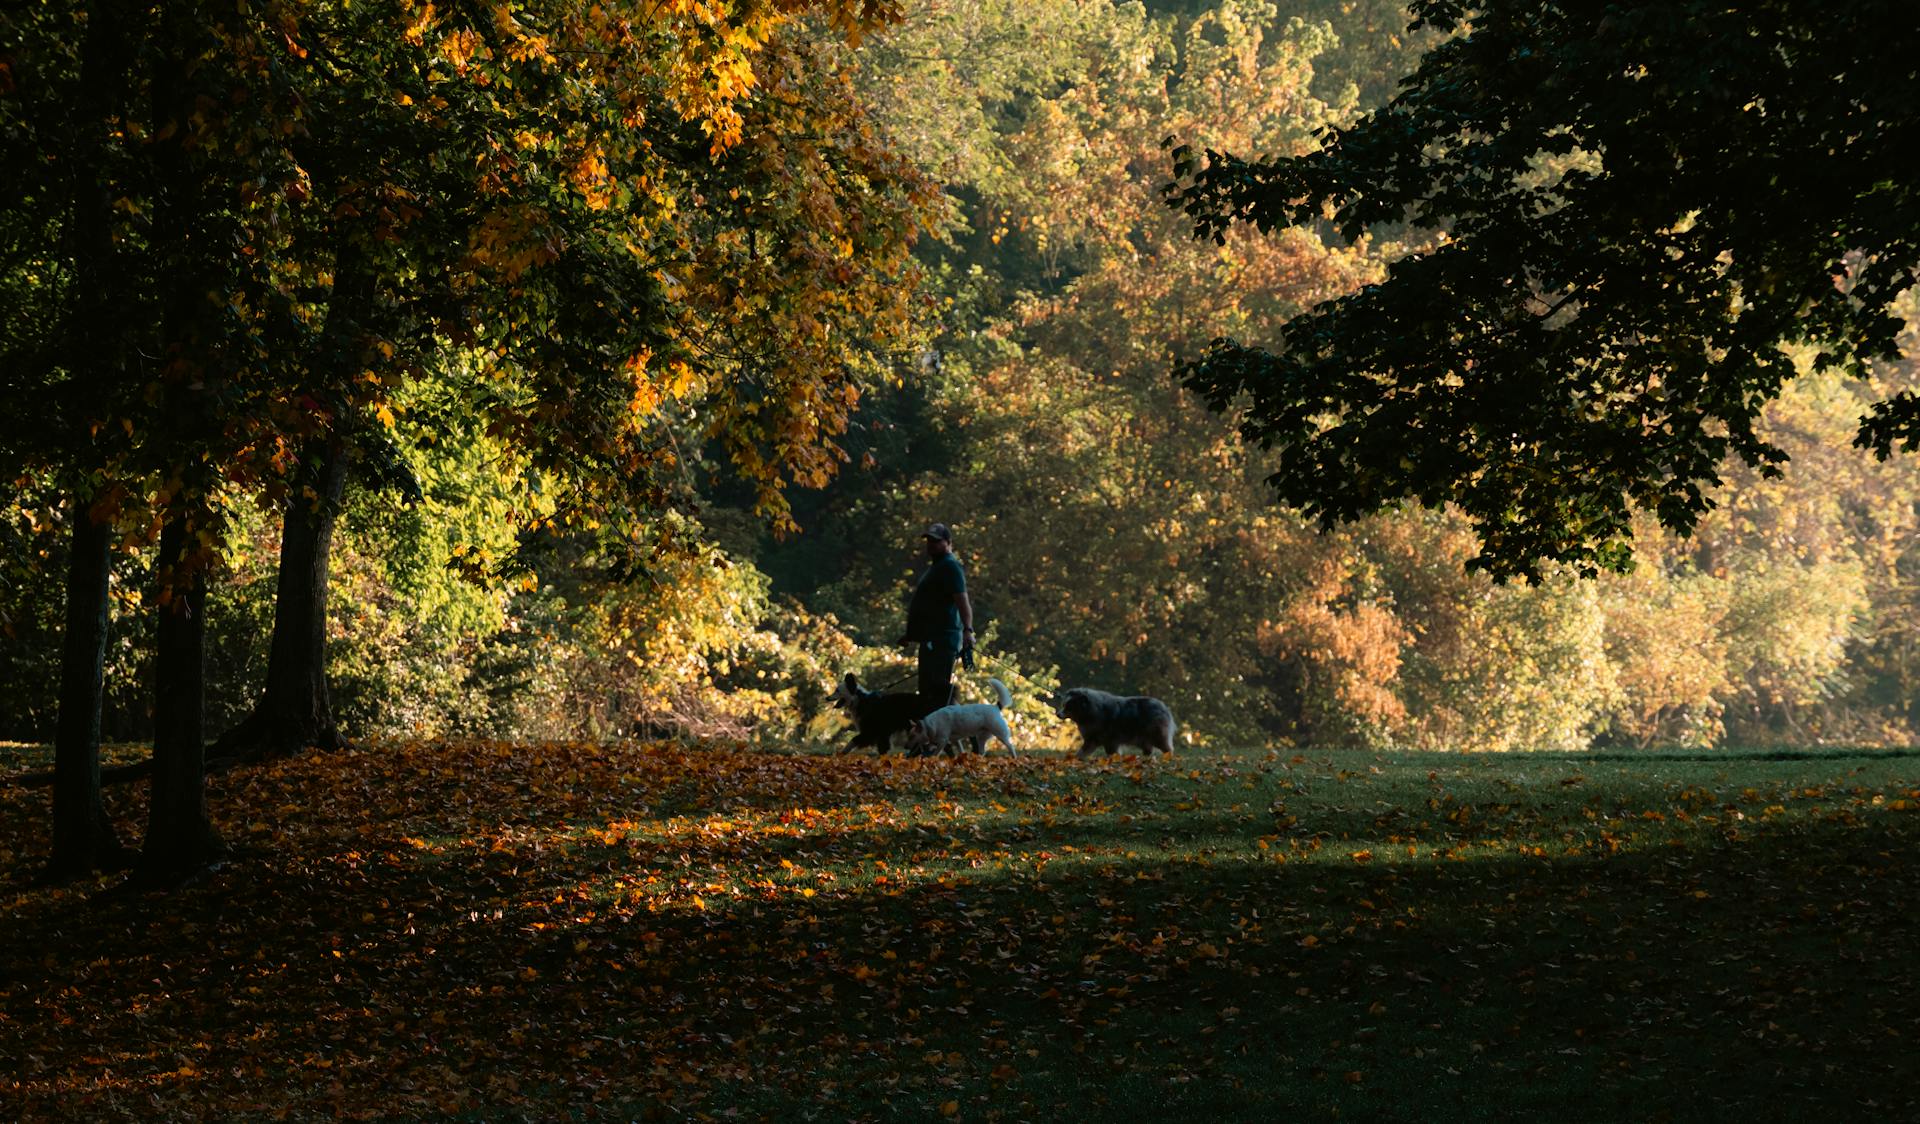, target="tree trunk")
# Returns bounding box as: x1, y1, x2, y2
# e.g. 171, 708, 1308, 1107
211, 444, 349, 762
132, 512, 224, 887
212, 240, 373, 764
46, 504, 130, 879
45, 0, 142, 880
